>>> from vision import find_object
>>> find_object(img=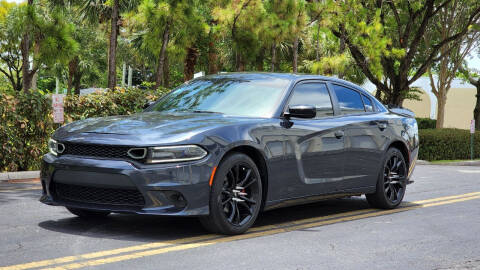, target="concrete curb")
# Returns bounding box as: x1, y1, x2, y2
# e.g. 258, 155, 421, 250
0, 171, 40, 181
417, 160, 480, 166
